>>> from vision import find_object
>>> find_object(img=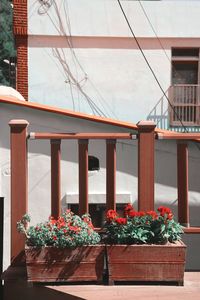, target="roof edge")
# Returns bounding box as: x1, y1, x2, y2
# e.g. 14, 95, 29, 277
0, 95, 182, 134
0, 96, 139, 130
